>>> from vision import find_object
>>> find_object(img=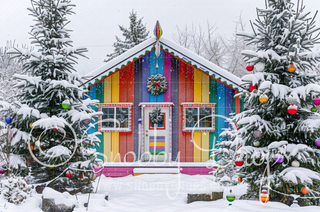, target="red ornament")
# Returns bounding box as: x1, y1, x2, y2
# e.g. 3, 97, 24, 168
66, 171, 72, 178
53, 128, 59, 131
235, 156, 244, 167
249, 85, 257, 92
301, 186, 309, 194
288, 104, 298, 115
246, 64, 254, 71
